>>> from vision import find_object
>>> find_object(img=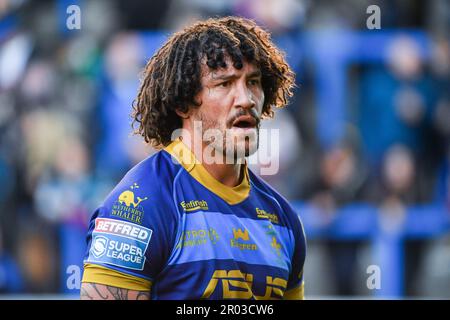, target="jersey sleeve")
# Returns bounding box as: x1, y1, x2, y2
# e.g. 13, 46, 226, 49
82, 168, 178, 292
